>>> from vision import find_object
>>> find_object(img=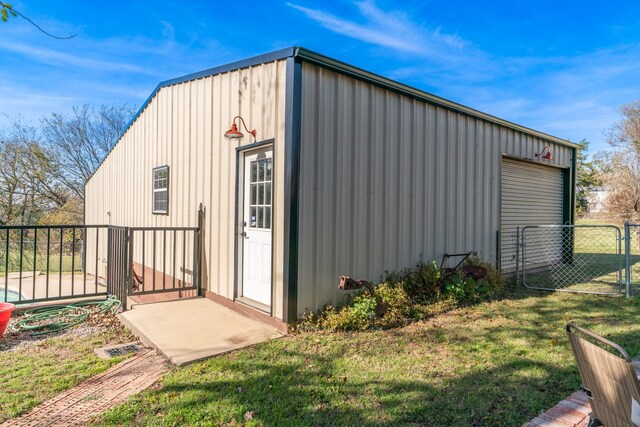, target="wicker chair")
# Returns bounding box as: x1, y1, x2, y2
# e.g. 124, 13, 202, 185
566, 323, 640, 427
